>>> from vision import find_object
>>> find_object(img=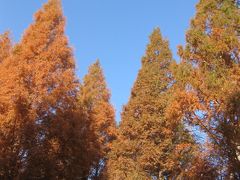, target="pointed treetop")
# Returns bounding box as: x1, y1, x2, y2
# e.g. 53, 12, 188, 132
180, 0, 240, 67
87, 59, 103, 76
33, 0, 63, 22
19, 0, 65, 48
15, 0, 74, 70
142, 27, 172, 65
95, 58, 100, 65
89, 59, 101, 73
149, 27, 163, 42
82, 59, 111, 103
128, 28, 173, 100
